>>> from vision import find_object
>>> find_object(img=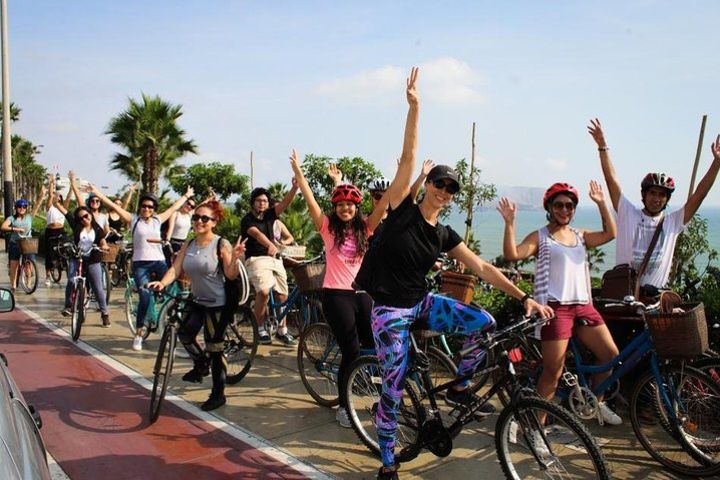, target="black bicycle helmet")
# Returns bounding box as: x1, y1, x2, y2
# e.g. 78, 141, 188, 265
138, 192, 159, 208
